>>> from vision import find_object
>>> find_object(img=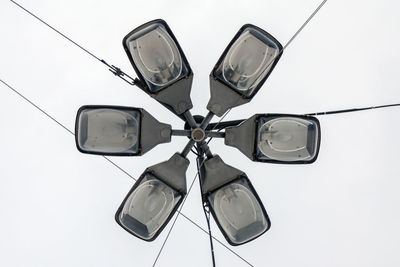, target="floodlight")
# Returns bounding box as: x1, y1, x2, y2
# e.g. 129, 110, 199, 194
225, 114, 321, 163
75, 105, 171, 156
207, 24, 283, 116
200, 155, 270, 245
123, 19, 193, 115
115, 153, 189, 241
